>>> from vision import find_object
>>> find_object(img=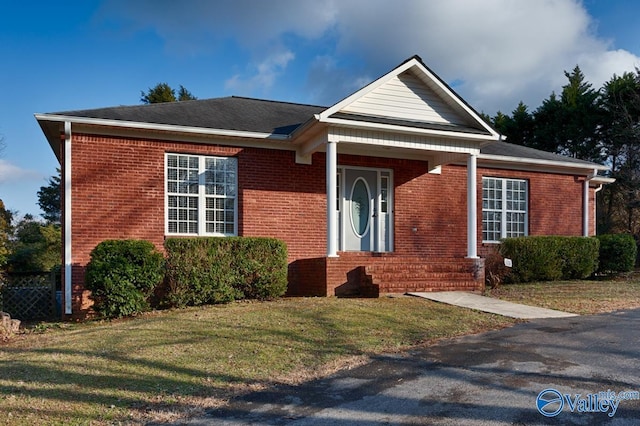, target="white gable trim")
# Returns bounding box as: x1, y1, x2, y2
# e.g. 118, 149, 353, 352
318, 59, 418, 120
318, 56, 500, 140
